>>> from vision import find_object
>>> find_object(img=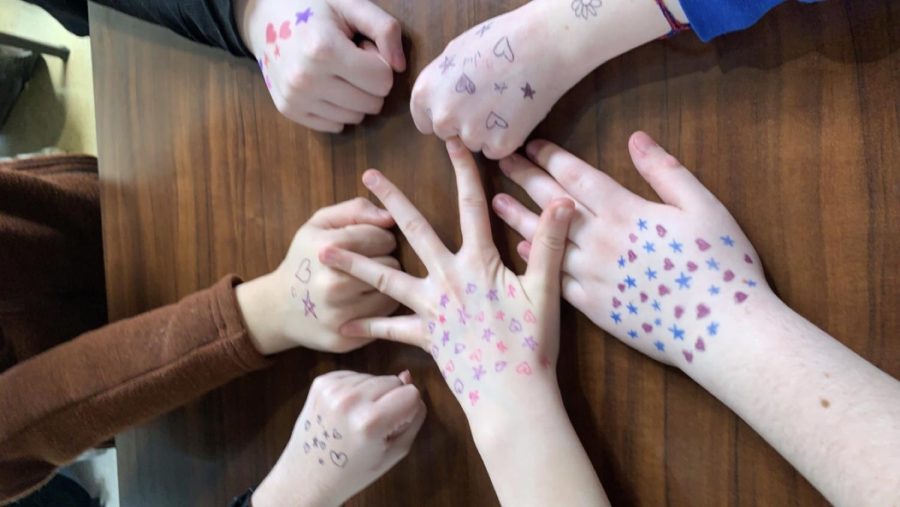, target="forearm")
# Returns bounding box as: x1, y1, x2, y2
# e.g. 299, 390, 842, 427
684, 293, 900, 505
